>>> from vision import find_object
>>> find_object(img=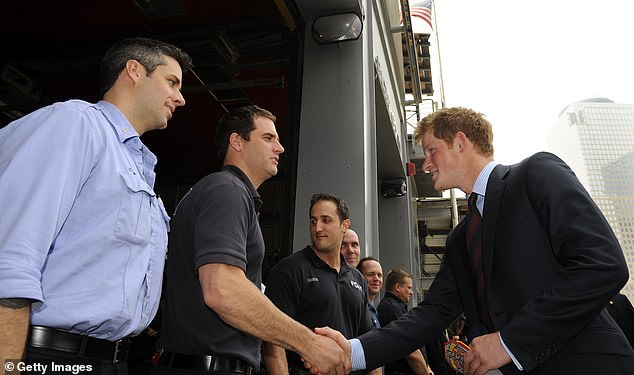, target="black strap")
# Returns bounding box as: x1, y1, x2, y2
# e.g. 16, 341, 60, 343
158, 351, 255, 375
28, 326, 130, 363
